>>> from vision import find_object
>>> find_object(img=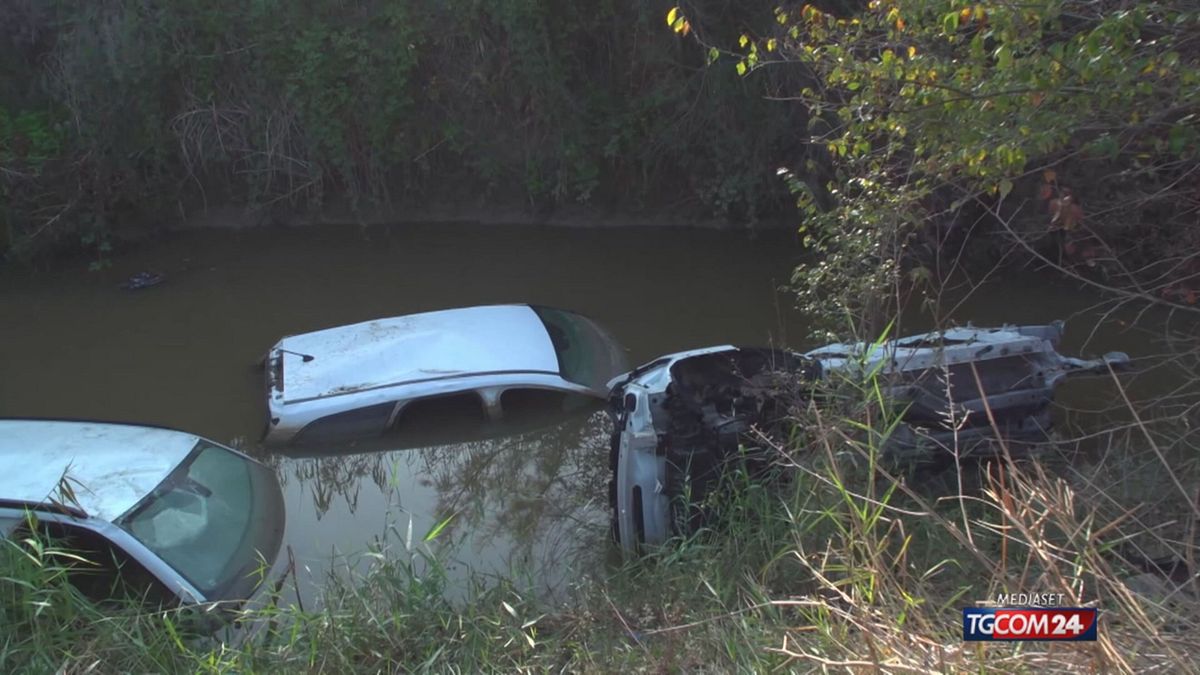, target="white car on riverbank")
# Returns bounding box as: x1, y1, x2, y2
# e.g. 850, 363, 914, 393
263, 304, 629, 445
0, 419, 286, 609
